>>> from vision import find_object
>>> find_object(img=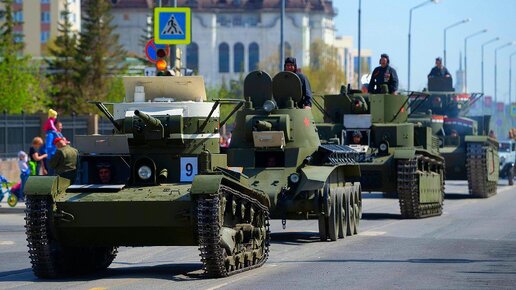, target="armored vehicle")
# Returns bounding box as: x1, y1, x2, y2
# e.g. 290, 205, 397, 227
314, 85, 445, 218
498, 140, 515, 185
227, 71, 362, 242
24, 76, 270, 278
407, 76, 499, 197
